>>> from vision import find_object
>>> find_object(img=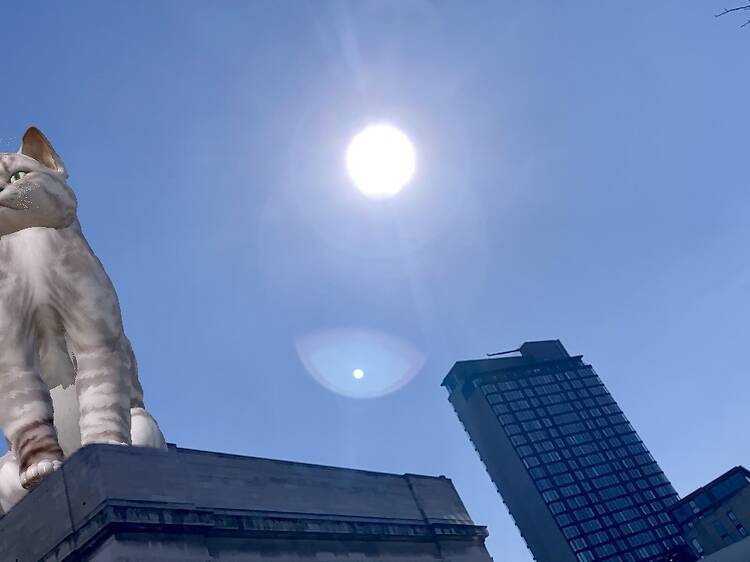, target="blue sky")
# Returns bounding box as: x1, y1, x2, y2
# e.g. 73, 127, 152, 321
3, 2, 749, 559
